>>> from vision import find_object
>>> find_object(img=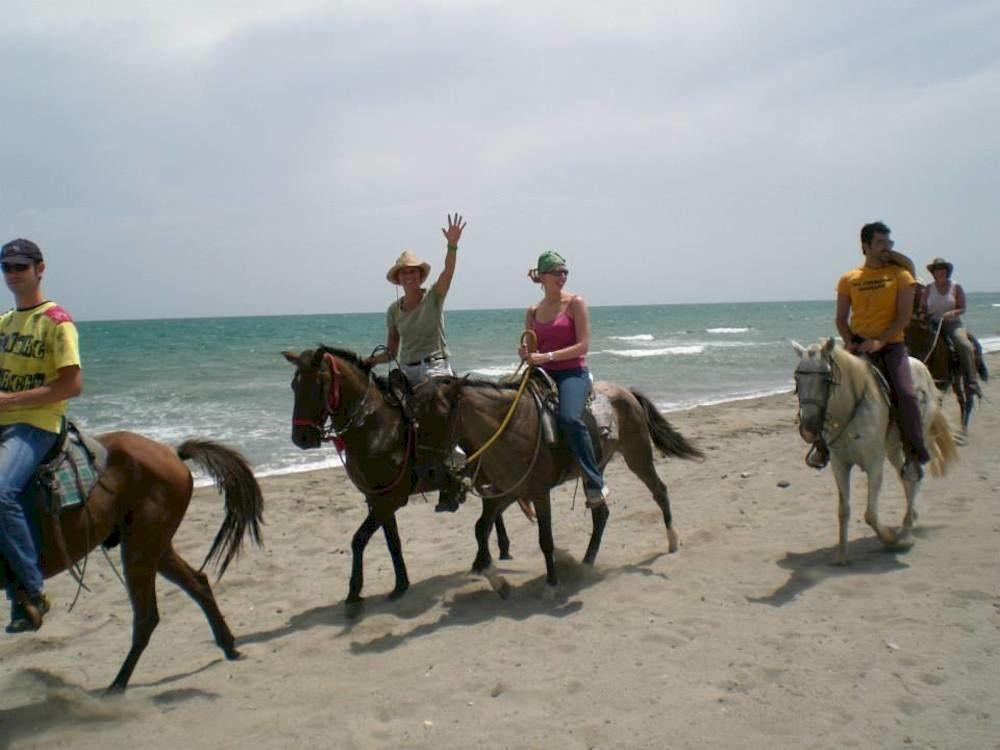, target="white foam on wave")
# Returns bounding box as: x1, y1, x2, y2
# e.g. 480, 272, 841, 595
706, 327, 751, 334
608, 334, 654, 341
657, 384, 794, 413
191, 453, 345, 487
979, 336, 1000, 353
469, 364, 520, 378
601, 345, 704, 358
